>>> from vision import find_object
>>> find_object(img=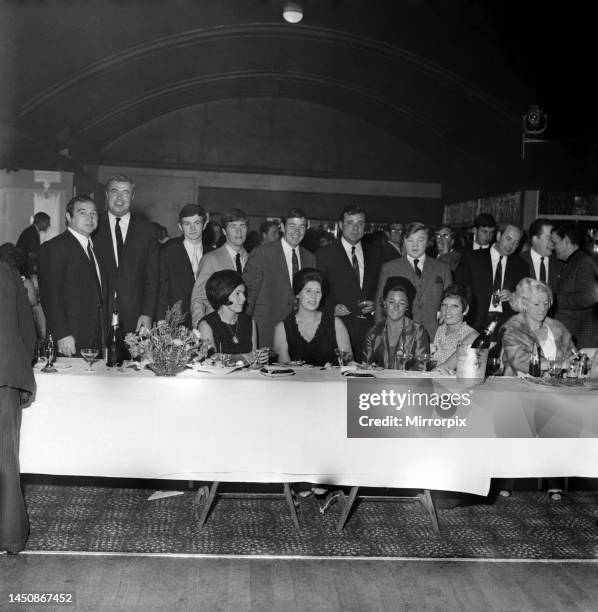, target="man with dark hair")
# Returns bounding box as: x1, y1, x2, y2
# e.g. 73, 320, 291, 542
93, 174, 159, 334
0, 260, 35, 554
260, 220, 280, 245
38, 195, 106, 356
456, 223, 527, 333
380, 222, 404, 261
469, 212, 497, 251
191, 208, 249, 327
244, 208, 315, 346
156, 203, 207, 327
521, 218, 562, 296
316, 205, 383, 358
16, 211, 51, 275
376, 222, 451, 338
551, 223, 598, 348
